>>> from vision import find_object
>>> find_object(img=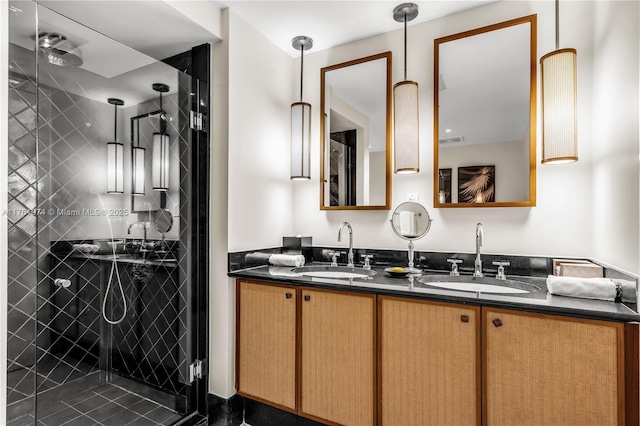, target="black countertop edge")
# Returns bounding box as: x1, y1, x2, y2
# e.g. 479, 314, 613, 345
228, 264, 640, 323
